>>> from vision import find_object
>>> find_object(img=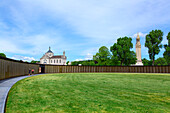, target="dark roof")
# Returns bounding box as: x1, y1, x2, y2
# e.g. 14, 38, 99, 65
51, 56, 62, 58
47, 49, 53, 53
47, 46, 53, 53
51, 55, 67, 59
